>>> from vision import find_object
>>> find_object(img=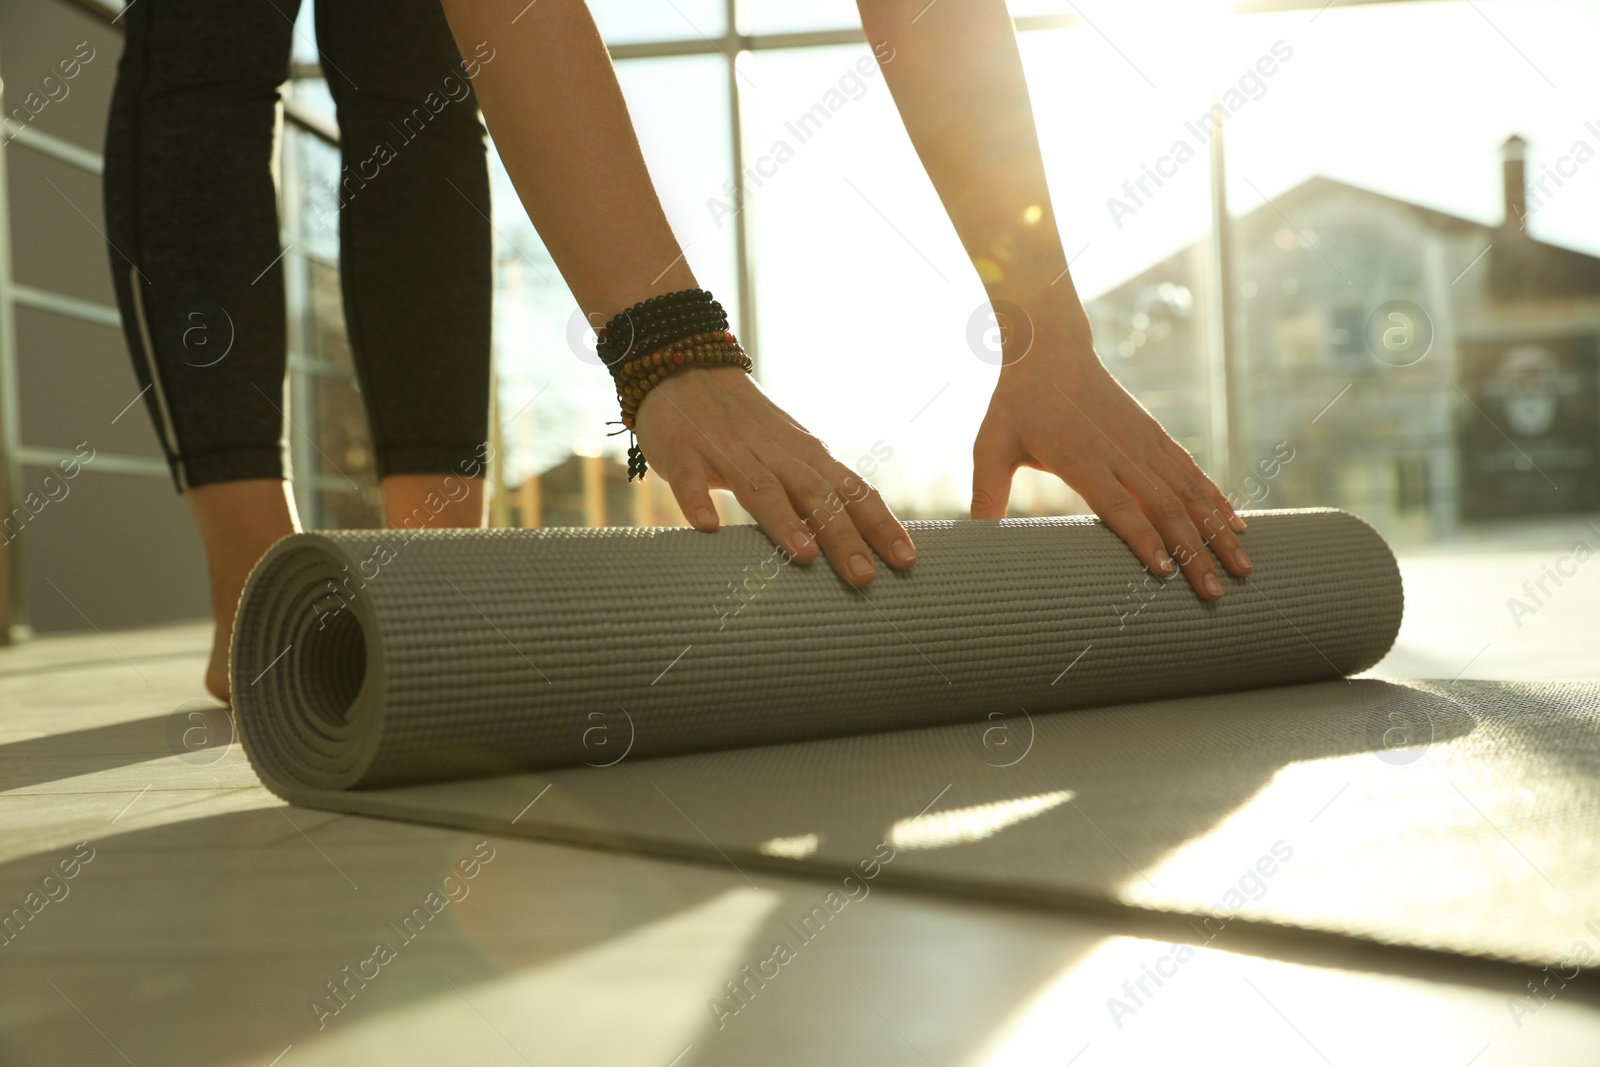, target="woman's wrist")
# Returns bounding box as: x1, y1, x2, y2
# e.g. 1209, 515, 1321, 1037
597, 286, 749, 480
994, 293, 1097, 379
